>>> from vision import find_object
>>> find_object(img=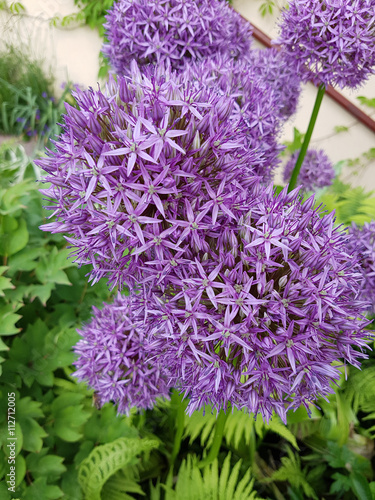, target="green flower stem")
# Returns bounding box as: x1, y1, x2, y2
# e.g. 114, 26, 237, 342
288, 83, 326, 192
170, 391, 186, 466
198, 409, 229, 469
